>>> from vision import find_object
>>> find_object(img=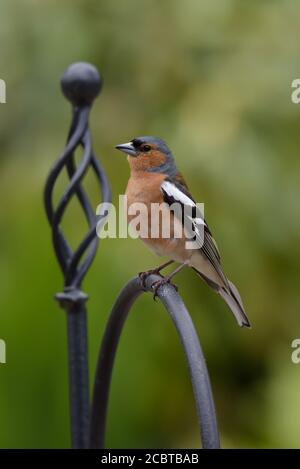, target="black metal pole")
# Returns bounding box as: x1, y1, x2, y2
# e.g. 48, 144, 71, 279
44, 62, 111, 448
90, 274, 220, 449
55, 289, 90, 448
61, 296, 89, 448
67, 307, 89, 448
